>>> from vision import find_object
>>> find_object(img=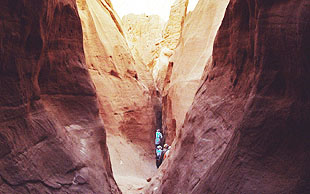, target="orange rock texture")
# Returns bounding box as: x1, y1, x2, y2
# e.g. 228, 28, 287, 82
76, 0, 159, 193
163, 0, 230, 144
144, 0, 310, 193
0, 0, 120, 193
76, 0, 156, 152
